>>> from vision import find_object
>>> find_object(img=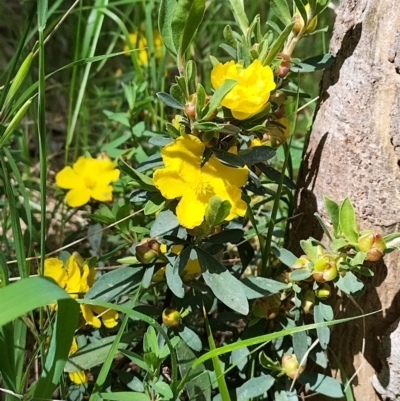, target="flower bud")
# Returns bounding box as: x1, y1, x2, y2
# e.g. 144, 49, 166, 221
184, 96, 196, 120
301, 290, 315, 314
358, 231, 386, 262
135, 238, 160, 263
292, 4, 318, 35
275, 53, 291, 78
315, 283, 331, 299
282, 354, 305, 379
312, 255, 338, 283
162, 308, 181, 328
292, 255, 311, 270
